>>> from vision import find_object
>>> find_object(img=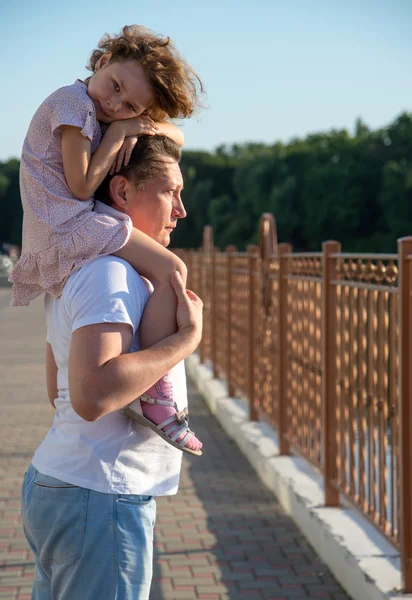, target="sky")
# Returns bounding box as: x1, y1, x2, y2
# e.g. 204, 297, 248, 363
1, 0, 411, 160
